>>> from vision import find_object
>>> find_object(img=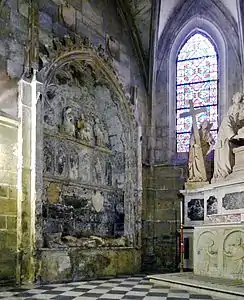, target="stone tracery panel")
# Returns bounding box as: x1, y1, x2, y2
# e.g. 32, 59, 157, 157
40, 46, 137, 249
